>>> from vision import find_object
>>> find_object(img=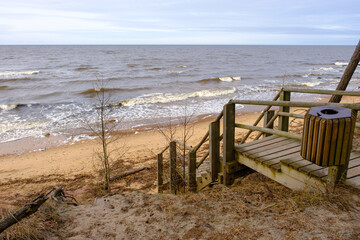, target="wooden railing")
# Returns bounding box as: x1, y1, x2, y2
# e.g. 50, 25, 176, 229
157, 110, 224, 193
158, 87, 360, 192
222, 88, 360, 186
